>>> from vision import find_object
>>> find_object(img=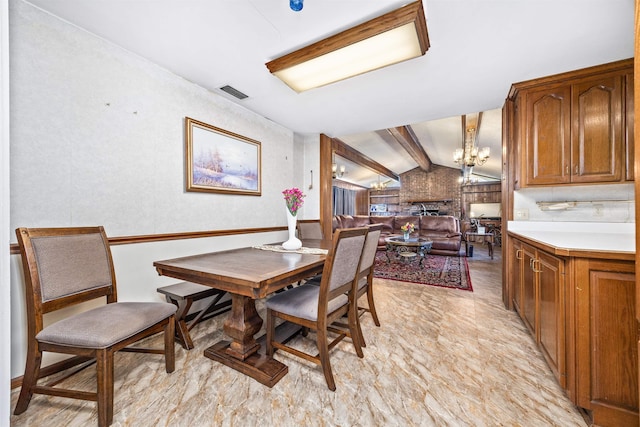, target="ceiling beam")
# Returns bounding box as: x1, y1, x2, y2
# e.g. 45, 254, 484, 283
386, 125, 432, 172
462, 111, 484, 145
332, 138, 399, 181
